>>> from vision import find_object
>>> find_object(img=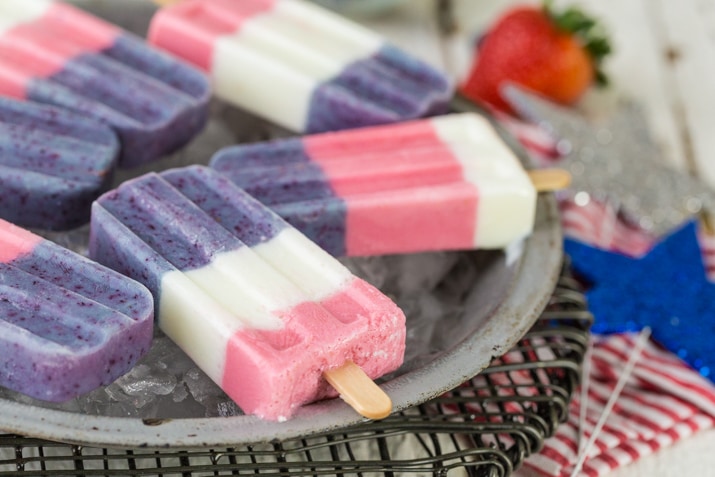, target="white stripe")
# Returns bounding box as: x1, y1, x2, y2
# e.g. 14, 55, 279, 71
158, 272, 235, 384
156, 230, 350, 383
541, 435, 578, 462
608, 447, 636, 467
275, 0, 381, 53
0, 0, 51, 34
183, 242, 345, 330
469, 173, 535, 249
626, 439, 656, 459
652, 430, 677, 447
252, 227, 353, 301
432, 113, 536, 249
525, 452, 565, 476
636, 368, 715, 415
581, 401, 642, 441
211, 0, 381, 132
588, 379, 678, 430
